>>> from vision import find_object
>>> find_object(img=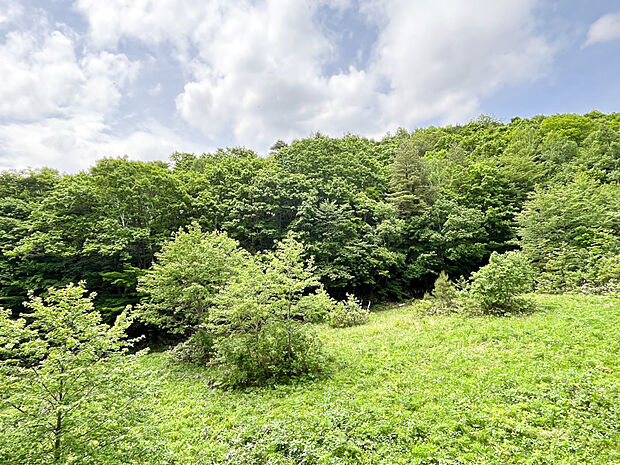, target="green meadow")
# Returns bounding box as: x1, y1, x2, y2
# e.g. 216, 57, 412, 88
138, 294, 619, 464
